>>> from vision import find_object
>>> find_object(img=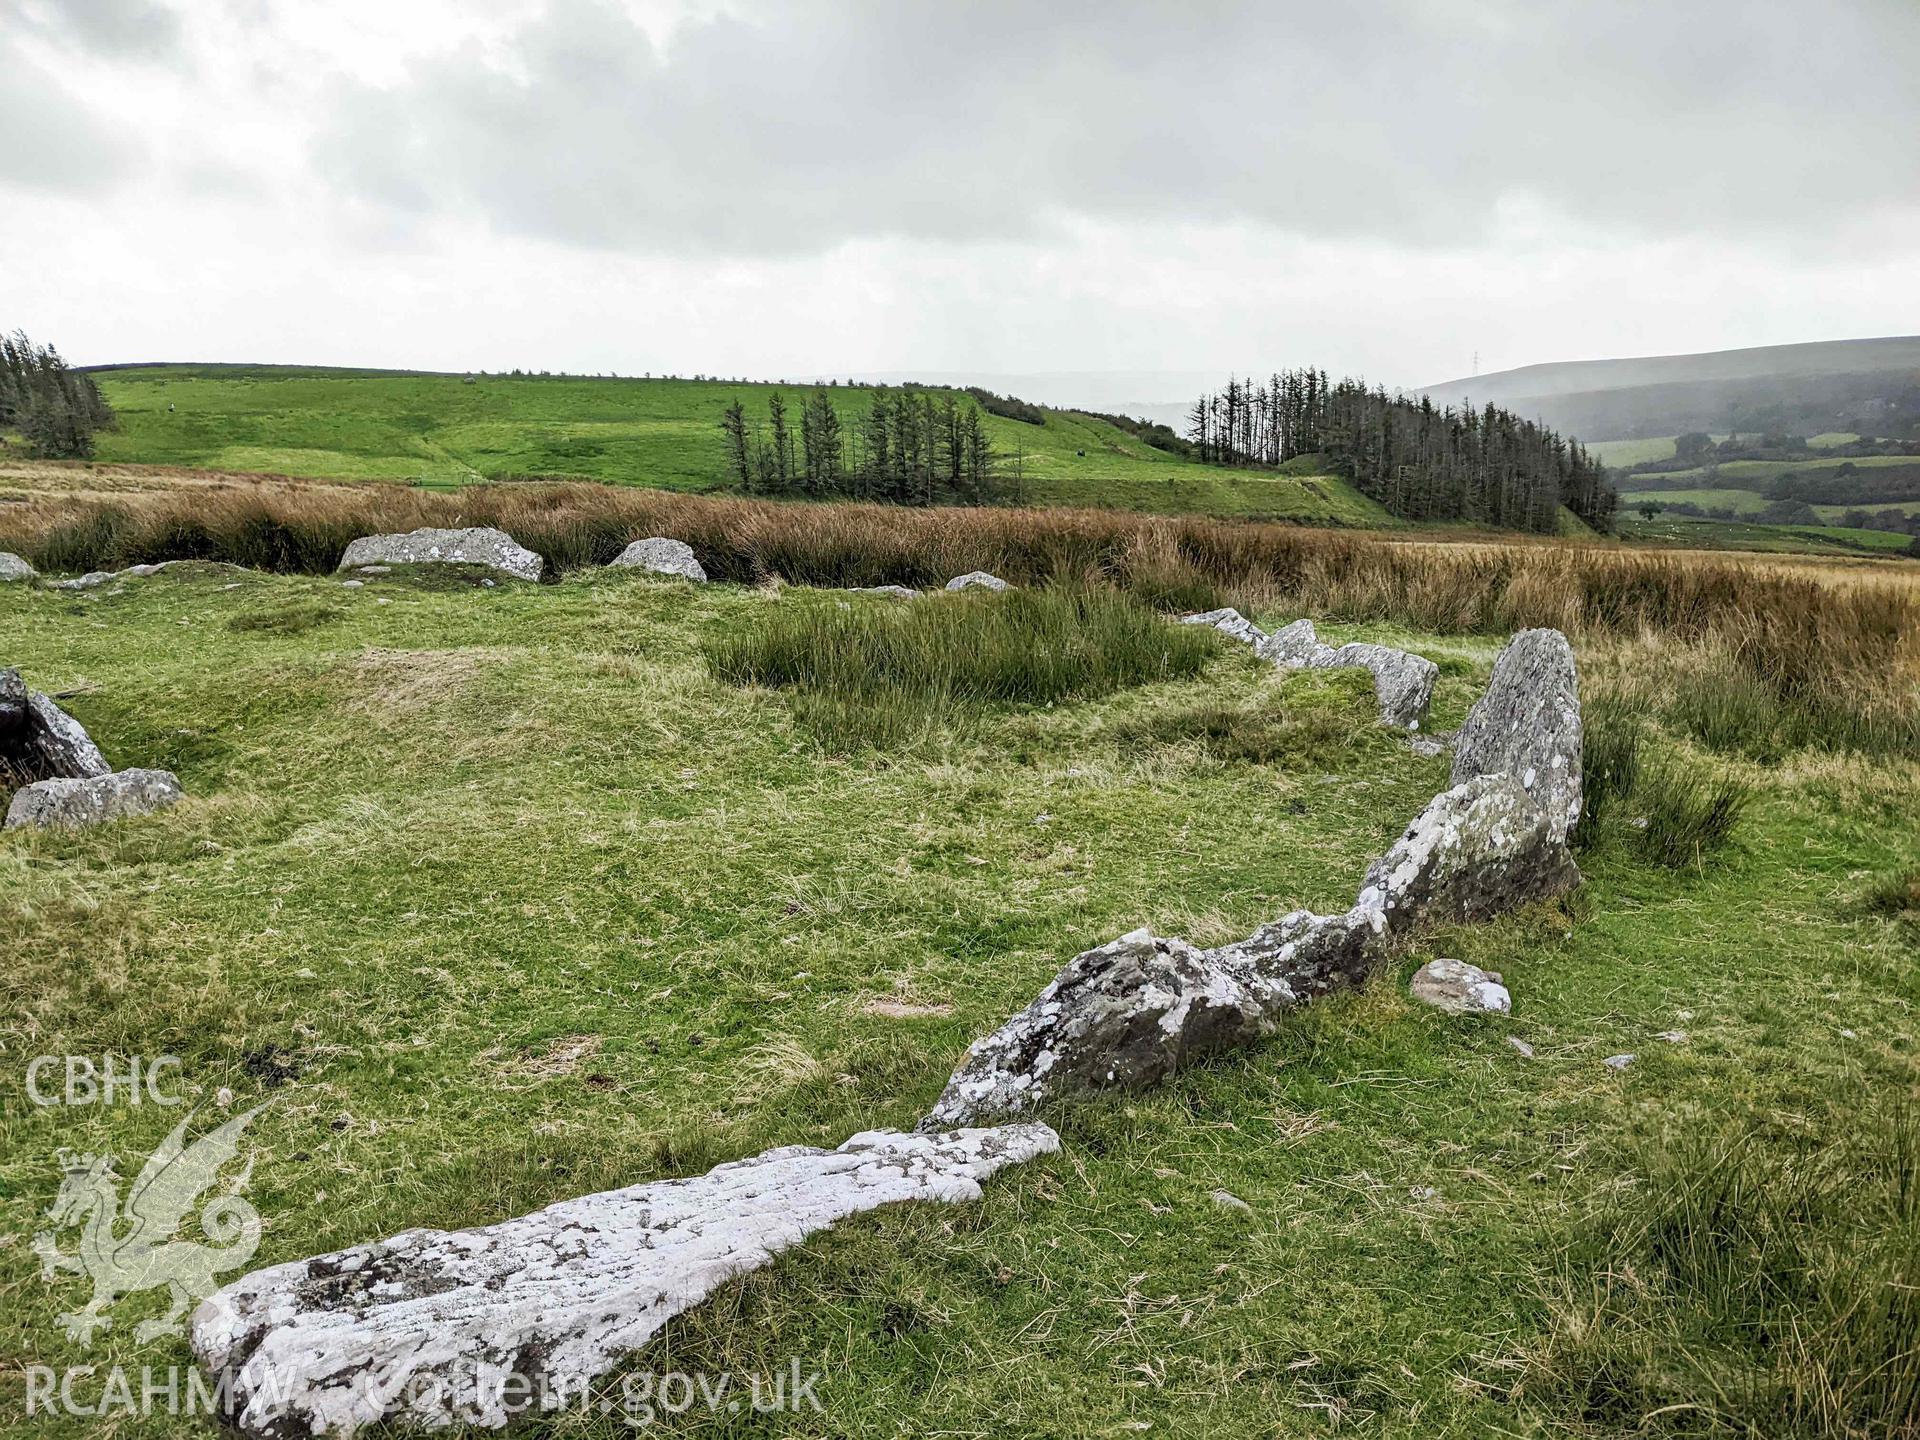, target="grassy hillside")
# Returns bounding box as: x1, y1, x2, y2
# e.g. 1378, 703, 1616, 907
4, 555, 1916, 1437
1418, 337, 1920, 442
85, 365, 1389, 526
